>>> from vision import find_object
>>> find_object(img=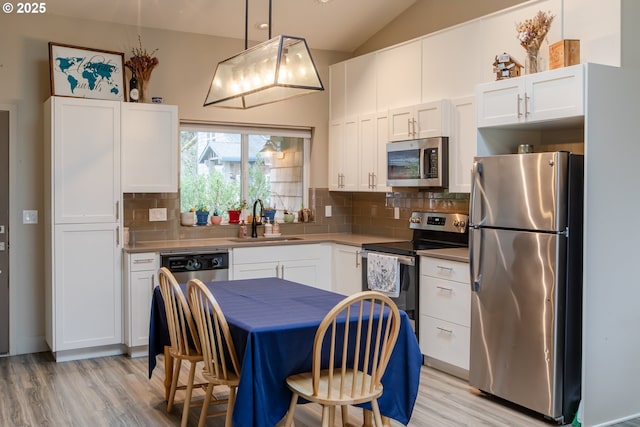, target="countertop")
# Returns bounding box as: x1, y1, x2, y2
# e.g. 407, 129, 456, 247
124, 233, 404, 253
416, 247, 469, 263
